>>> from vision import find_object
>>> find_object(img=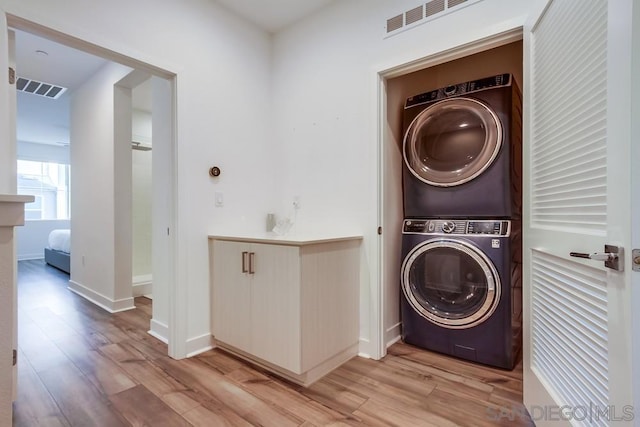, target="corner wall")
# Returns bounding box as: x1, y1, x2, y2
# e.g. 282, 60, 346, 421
69, 62, 134, 312
131, 110, 152, 283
